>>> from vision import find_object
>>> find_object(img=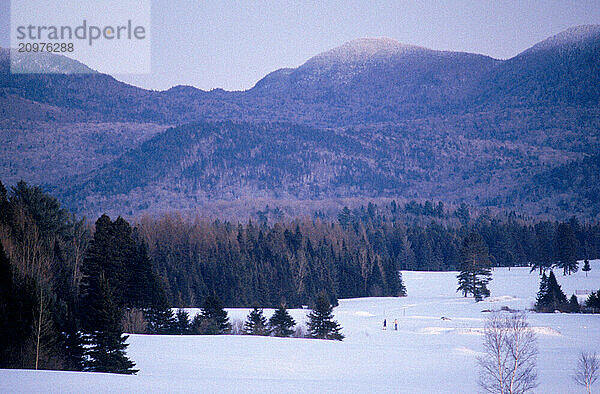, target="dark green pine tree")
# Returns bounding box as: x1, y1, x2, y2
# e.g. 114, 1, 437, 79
535, 272, 549, 310
80, 215, 116, 330
243, 307, 270, 336
144, 301, 176, 334
535, 271, 567, 312
268, 304, 296, 337
568, 294, 581, 313
397, 272, 407, 297
585, 290, 600, 309
554, 223, 578, 275
144, 279, 176, 334
175, 309, 190, 334
0, 241, 17, 366
85, 275, 137, 374
307, 291, 344, 341
0, 241, 37, 368
456, 232, 492, 302
197, 294, 231, 335
59, 318, 86, 371
582, 259, 591, 277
